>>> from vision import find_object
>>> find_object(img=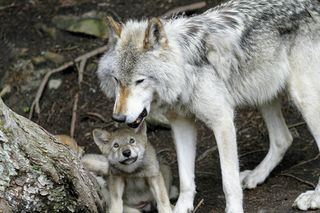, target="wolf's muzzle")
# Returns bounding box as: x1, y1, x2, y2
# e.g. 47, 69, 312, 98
112, 113, 126, 123
128, 108, 148, 128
